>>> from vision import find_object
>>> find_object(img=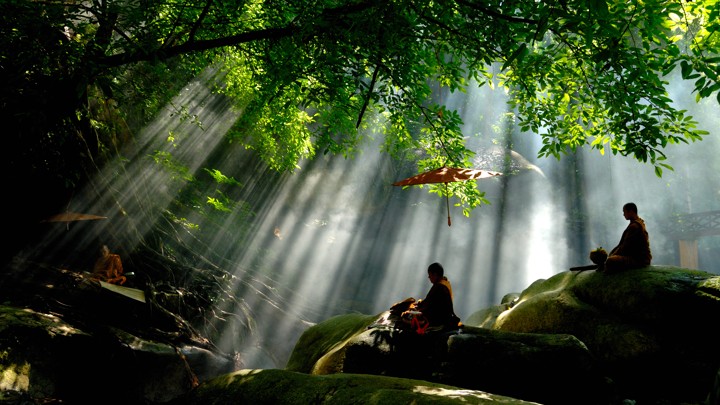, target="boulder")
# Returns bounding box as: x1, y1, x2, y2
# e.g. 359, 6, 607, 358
481, 266, 720, 403
286, 266, 720, 404
172, 368, 539, 405
287, 315, 610, 404
0, 305, 235, 403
